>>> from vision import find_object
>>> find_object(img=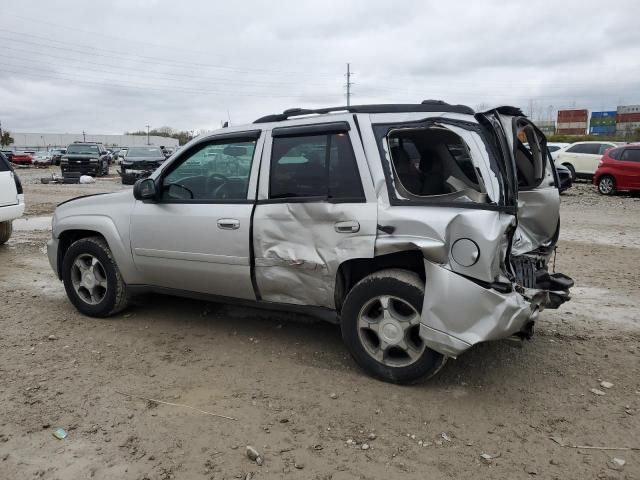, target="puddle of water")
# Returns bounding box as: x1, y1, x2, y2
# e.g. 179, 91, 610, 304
13, 216, 52, 231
